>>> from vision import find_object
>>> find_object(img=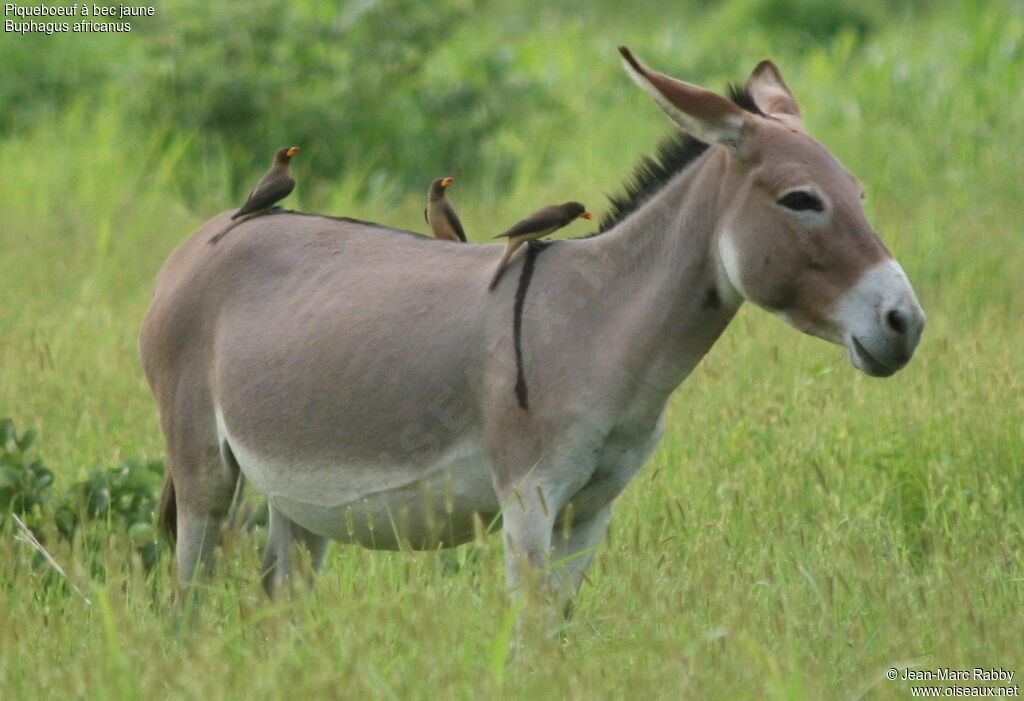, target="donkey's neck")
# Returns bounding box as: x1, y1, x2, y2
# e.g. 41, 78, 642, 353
578, 148, 741, 411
